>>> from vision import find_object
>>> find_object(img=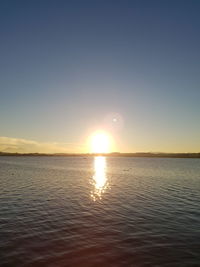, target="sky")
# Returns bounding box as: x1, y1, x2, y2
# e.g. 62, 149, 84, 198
0, 0, 200, 153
